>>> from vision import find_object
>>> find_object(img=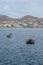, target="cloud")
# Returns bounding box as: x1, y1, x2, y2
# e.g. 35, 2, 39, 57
3, 5, 11, 11
0, 0, 34, 2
